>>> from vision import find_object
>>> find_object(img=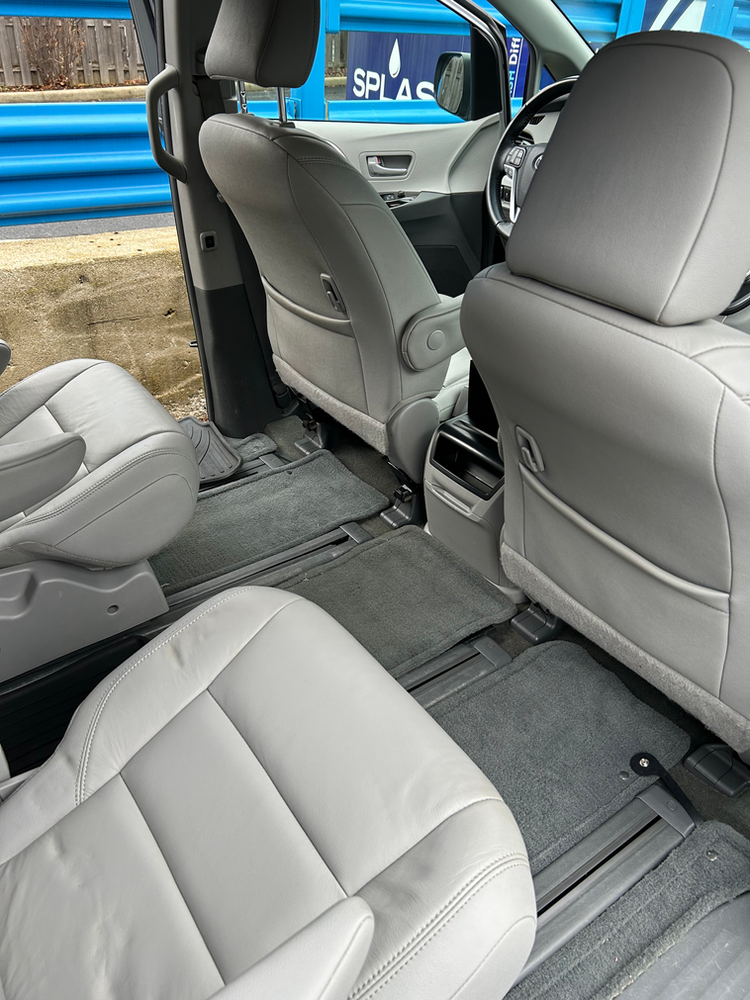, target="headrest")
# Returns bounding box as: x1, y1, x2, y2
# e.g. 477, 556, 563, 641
204, 0, 319, 89
506, 32, 750, 326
